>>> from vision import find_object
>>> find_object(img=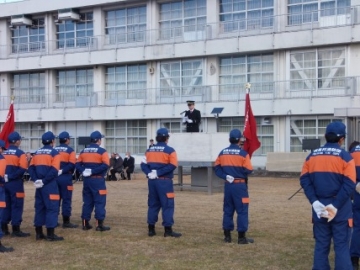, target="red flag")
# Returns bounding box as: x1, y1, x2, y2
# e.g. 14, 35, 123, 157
0, 99, 15, 148
243, 89, 261, 158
